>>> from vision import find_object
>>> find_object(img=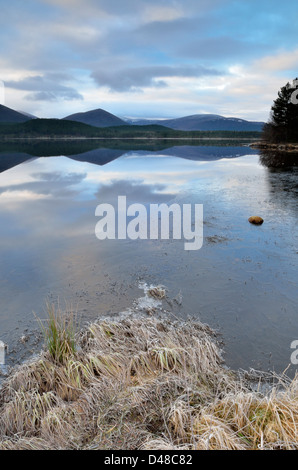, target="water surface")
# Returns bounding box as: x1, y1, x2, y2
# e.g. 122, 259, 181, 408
0, 141, 297, 375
